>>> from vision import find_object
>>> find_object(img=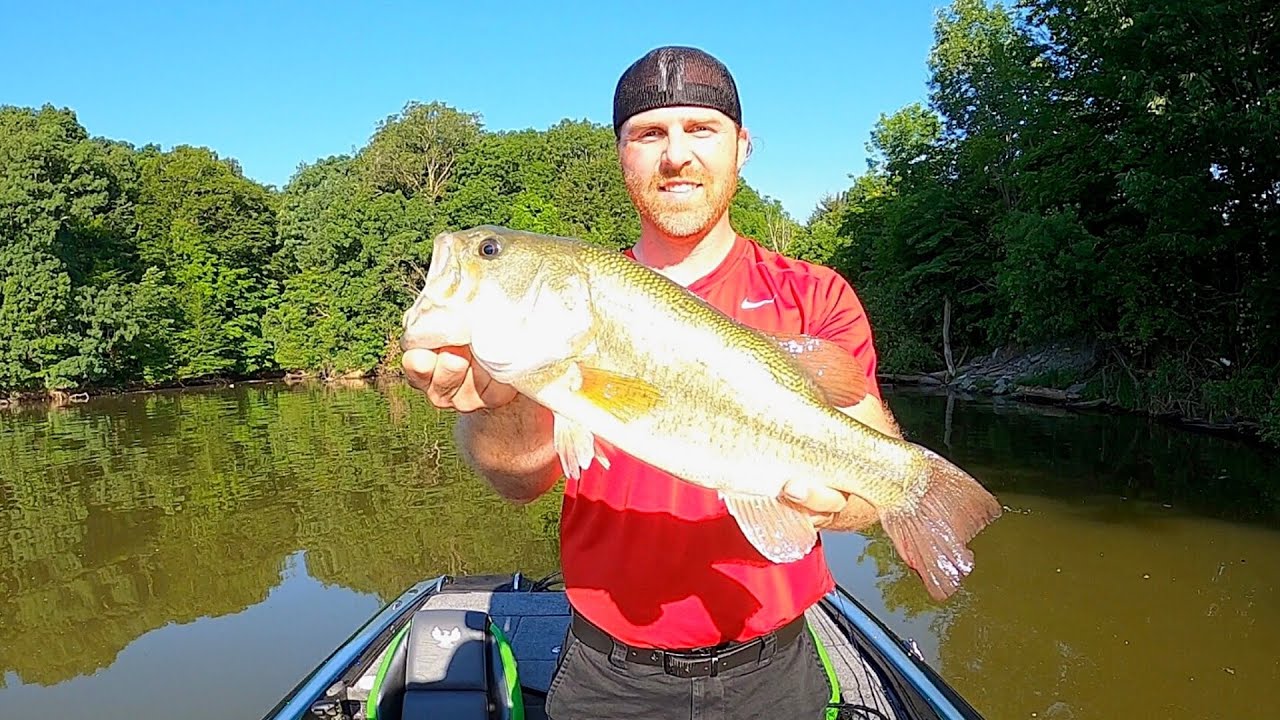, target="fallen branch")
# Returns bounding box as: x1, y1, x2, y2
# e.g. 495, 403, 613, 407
879, 373, 944, 385
1012, 385, 1082, 402
943, 297, 955, 380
